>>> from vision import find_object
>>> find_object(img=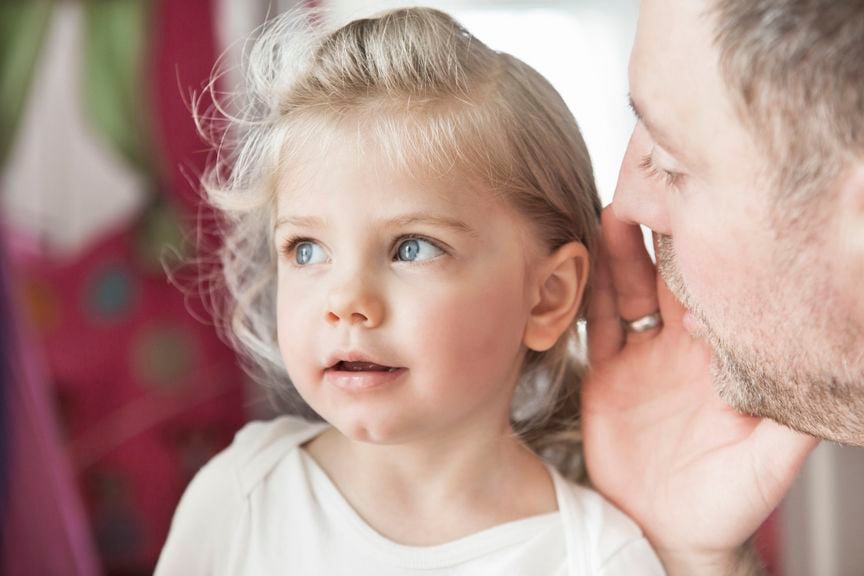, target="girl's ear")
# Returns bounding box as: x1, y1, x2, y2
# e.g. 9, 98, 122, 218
523, 241, 590, 352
